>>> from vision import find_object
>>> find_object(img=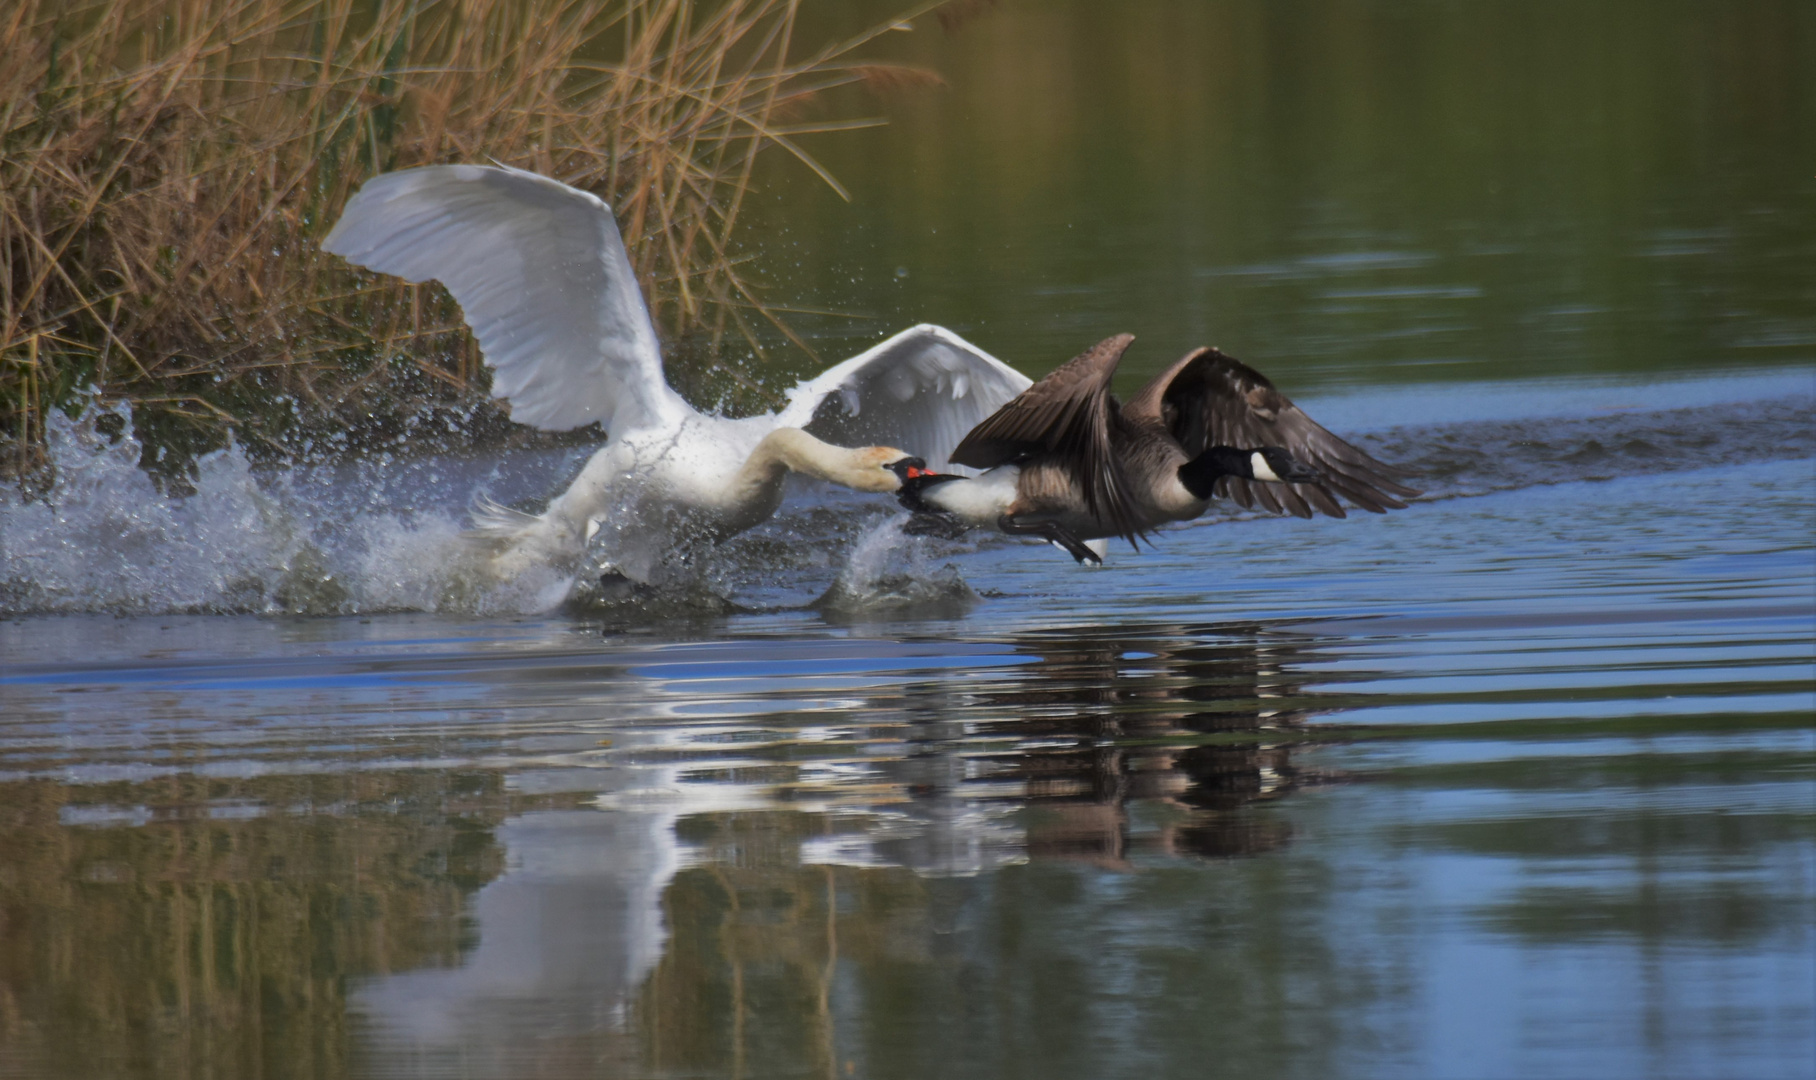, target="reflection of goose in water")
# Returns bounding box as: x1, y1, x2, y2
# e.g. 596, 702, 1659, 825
674, 621, 1345, 872
323, 165, 1029, 589
350, 622, 1340, 1066
901, 333, 1419, 562
907, 623, 1334, 867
